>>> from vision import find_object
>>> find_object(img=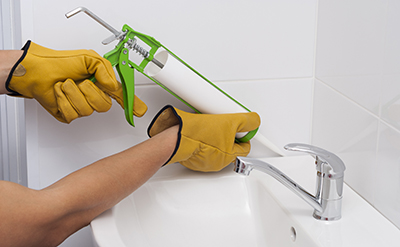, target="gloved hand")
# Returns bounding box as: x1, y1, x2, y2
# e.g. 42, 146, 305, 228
147, 105, 261, 172
6, 40, 147, 123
